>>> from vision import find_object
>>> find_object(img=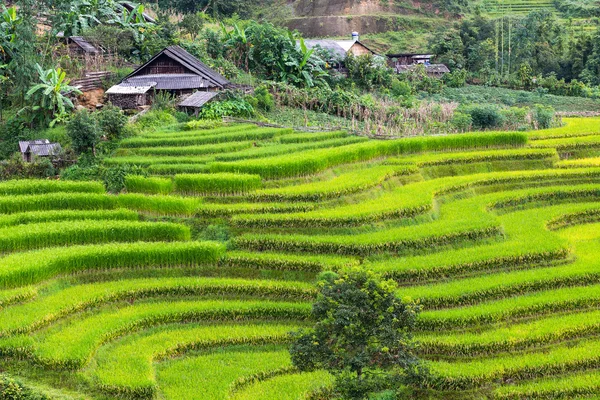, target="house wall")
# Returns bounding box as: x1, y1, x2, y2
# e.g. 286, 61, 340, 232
137, 54, 191, 75
108, 93, 149, 109
348, 43, 373, 57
